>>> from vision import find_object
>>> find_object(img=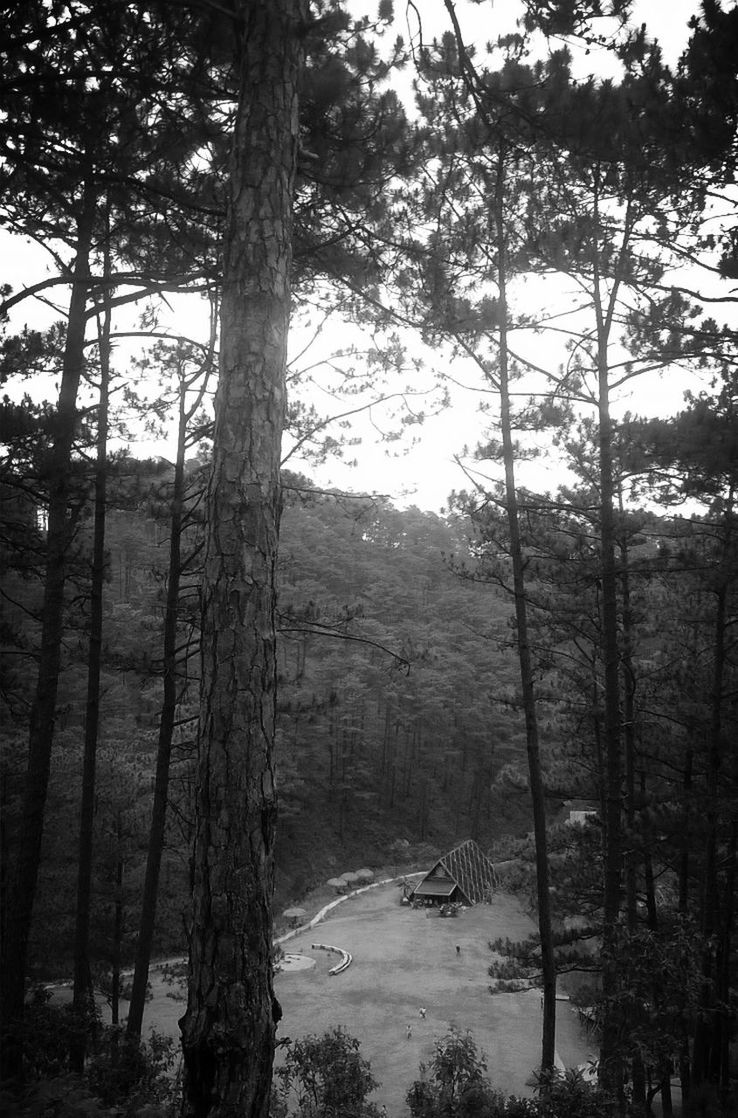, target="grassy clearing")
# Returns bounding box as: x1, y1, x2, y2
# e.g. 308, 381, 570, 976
130, 882, 595, 1113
